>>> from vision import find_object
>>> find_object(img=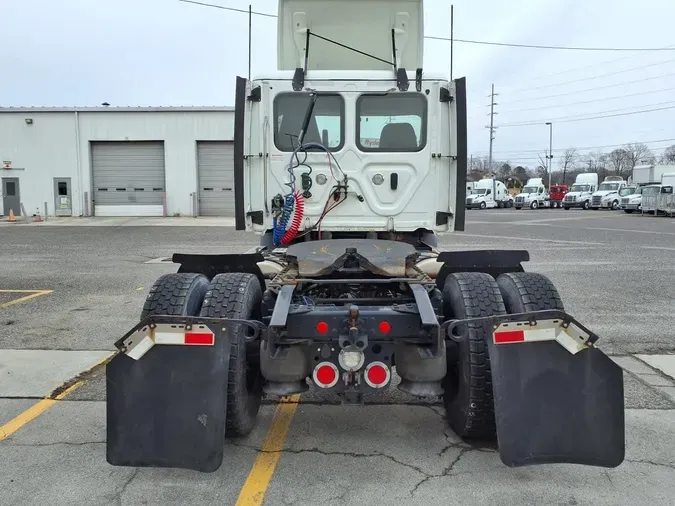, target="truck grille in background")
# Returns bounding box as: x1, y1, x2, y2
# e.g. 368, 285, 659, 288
592, 196, 602, 205
515, 196, 525, 203
466, 198, 472, 205
621, 197, 630, 205
564, 195, 576, 202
